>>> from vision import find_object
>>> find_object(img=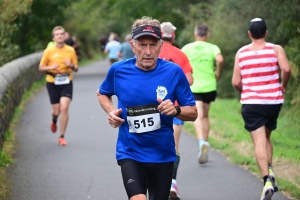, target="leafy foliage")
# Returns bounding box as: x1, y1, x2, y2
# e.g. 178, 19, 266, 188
0, 0, 32, 65
0, 0, 76, 66
62, 0, 300, 127
14, 0, 78, 55
0, 0, 299, 112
